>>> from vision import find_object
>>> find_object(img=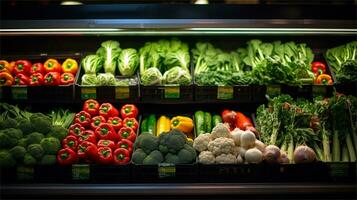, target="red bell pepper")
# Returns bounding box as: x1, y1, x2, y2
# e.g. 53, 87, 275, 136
117, 127, 136, 142
29, 73, 44, 86
14, 60, 31, 75
122, 118, 138, 132
120, 104, 139, 119
235, 111, 258, 136
117, 139, 133, 153
68, 123, 85, 138
113, 148, 130, 164
97, 147, 113, 165
311, 62, 326, 77
77, 141, 98, 161
79, 130, 97, 144
95, 123, 117, 141
221, 109, 237, 130
44, 72, 61, 86
74, 111, 91, 128
30, 63, 45, 75
107, 117, 122, 132
62, 135, 78, 151
90, 116, 106, 131
60, 72, 75, 85
83, 99, 100, 117
99, 103, 119, 119
44, 58, 61, 73
97, 139, 117, 151
57, 148, 78, 165
14, 73, 29, 85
